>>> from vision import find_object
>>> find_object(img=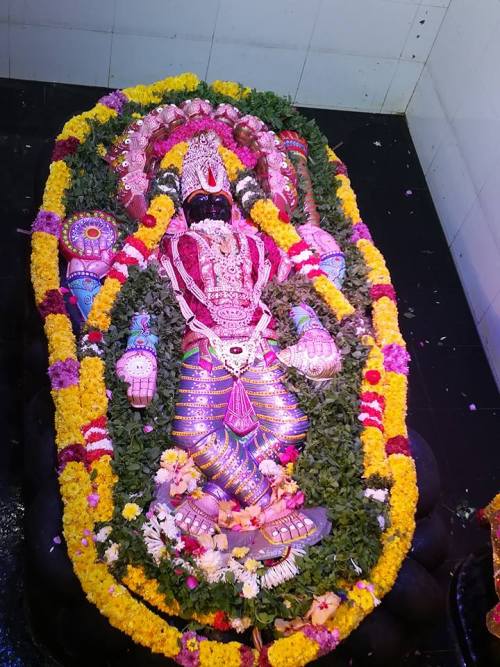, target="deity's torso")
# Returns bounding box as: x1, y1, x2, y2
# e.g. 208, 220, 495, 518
159, 222, 283, 345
